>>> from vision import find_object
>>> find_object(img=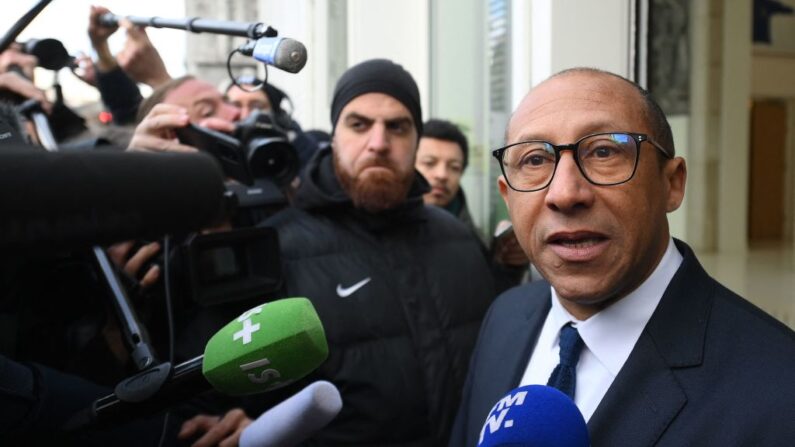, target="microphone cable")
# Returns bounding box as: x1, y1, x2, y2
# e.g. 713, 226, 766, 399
226, 46, 269, 94
156, 235, 176, 447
